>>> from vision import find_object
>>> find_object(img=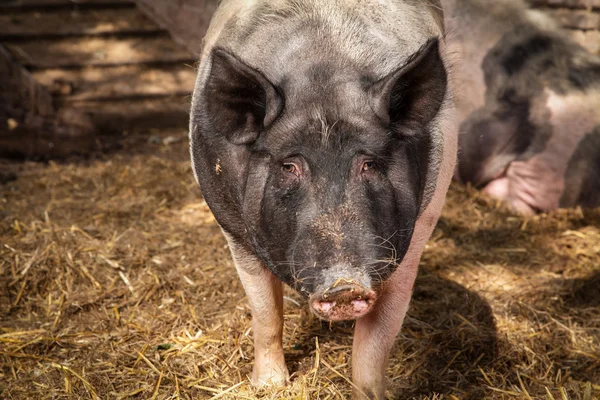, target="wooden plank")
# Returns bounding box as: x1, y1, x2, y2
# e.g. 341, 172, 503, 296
4, 36, 194, 69
529, 0, 600, 9
135, 0, 219, 56
31, 64, 195, 101
0, 8, 161, 39
568, 29, 600, 53
0, 45, 94, 158
545, 9, 600, 29
0, 0, 133, 10
70, 97, 190, 133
